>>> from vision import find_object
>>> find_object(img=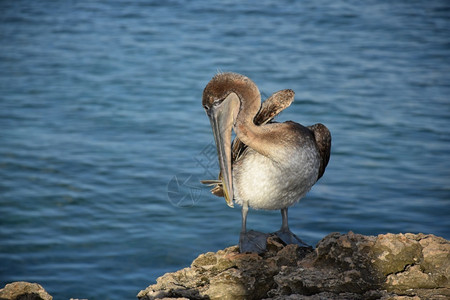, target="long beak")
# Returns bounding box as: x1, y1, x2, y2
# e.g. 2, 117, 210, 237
207, 93, 240, 207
